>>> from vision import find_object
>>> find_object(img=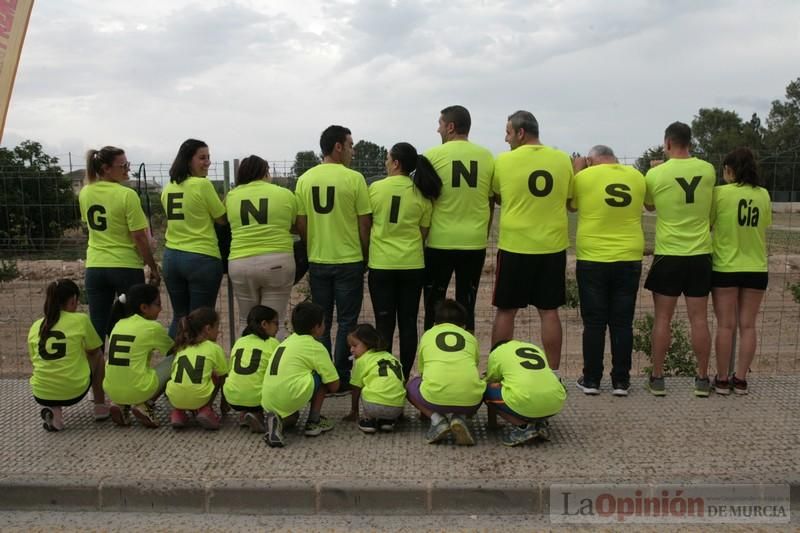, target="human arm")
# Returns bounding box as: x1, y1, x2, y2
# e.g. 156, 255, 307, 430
358, 214, 372, 263
343, 386, 361, 421
131, 229, 160, 285
296, 215, 307, 242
